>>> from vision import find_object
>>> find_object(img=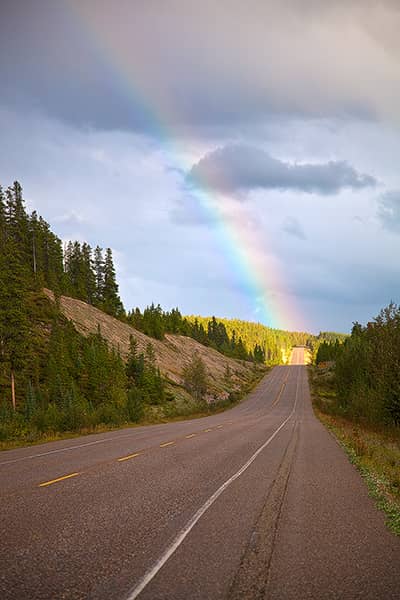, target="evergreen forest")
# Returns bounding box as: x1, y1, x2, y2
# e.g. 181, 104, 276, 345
0, 181, 167, 442
315, 304, 400, 425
